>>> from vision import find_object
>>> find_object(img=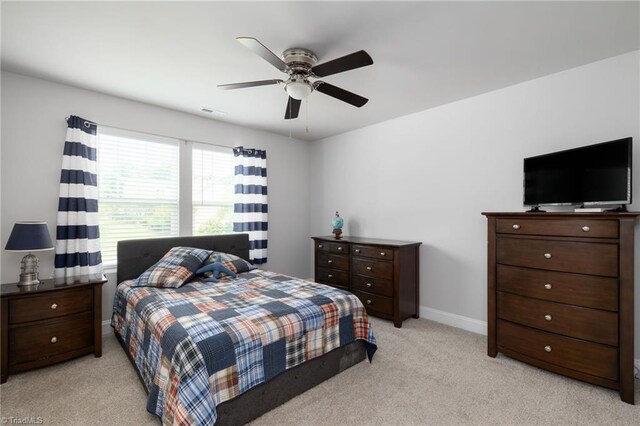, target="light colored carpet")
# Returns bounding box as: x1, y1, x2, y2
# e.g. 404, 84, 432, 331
1, 317, 638, 425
